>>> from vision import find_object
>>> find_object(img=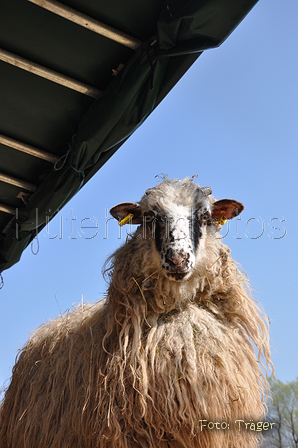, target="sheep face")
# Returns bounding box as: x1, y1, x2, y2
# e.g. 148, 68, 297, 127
148, 201, 211, 281
110, 179, 244, 282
